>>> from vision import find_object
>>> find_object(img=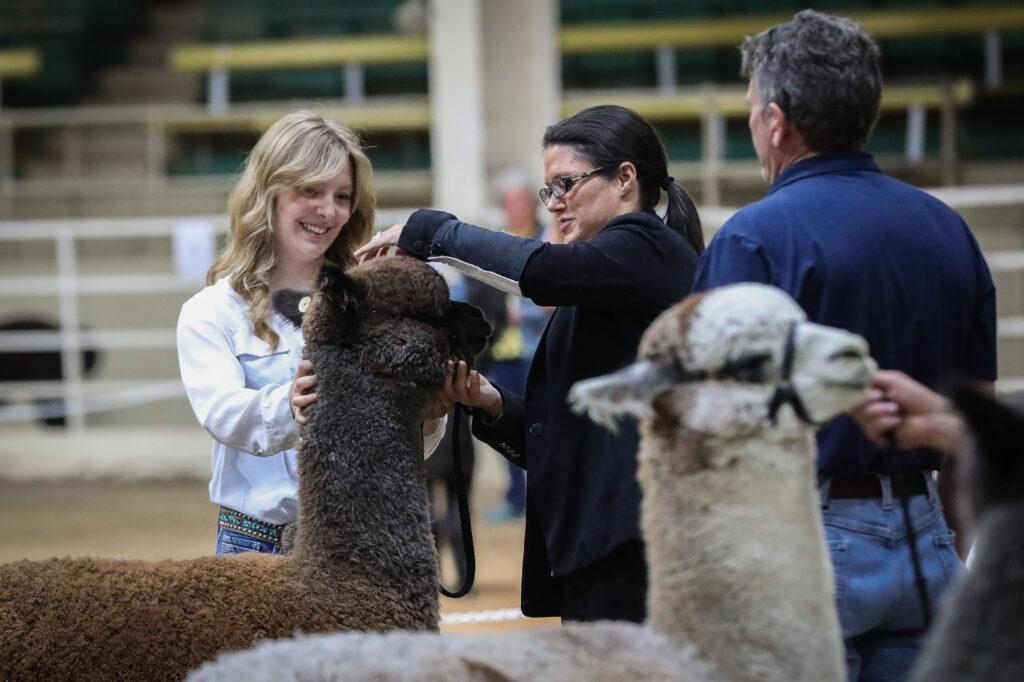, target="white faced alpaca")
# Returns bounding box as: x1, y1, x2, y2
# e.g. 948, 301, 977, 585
572, 283, 876, 682
190, 283, 875, 682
